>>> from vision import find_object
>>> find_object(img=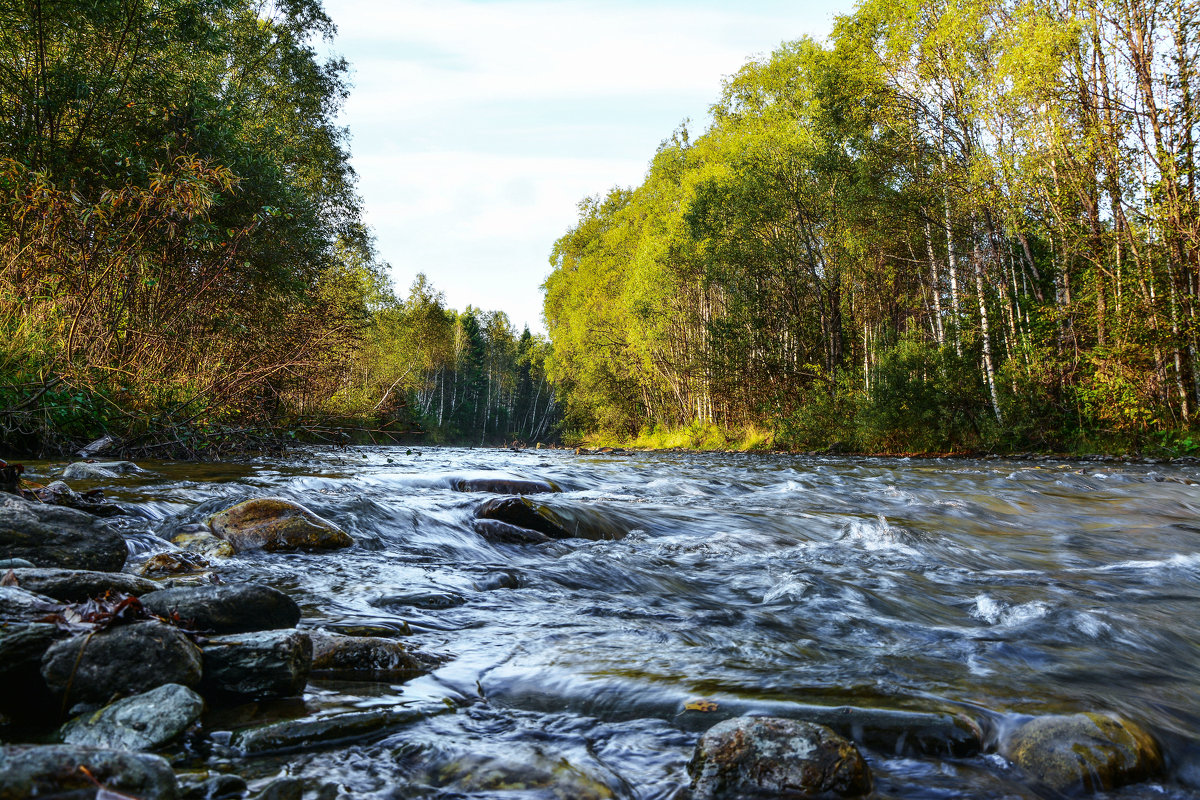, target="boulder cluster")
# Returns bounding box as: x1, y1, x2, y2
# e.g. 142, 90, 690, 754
0, 467, 439, 800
